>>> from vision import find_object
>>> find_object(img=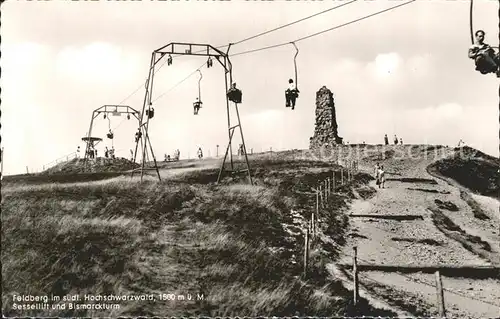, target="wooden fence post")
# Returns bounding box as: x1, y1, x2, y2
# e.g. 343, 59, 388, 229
333, 171, 336, 190
316, 191, 319, 221
353, 246, 359, 305
324, 180, 328, 199
319, 184, 323, 207
303, 227, 310, 279
311, 211, 315, 240
341, 168, 344, 185
327, 178, 330, 195
435, 271, 446, 317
